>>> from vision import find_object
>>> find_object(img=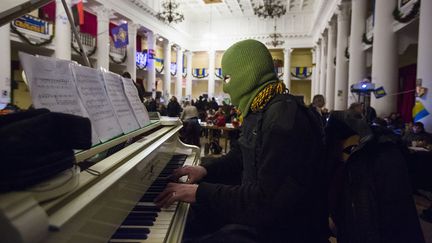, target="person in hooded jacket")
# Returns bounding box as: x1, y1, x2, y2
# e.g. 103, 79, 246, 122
154, 39, 328, 243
